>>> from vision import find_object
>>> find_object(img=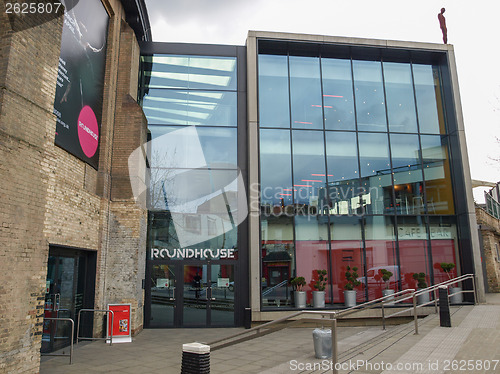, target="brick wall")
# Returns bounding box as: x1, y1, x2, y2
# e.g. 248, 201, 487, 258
0, 3, 63, 372
476, 207, 500, 292
0, 0, 148, 371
